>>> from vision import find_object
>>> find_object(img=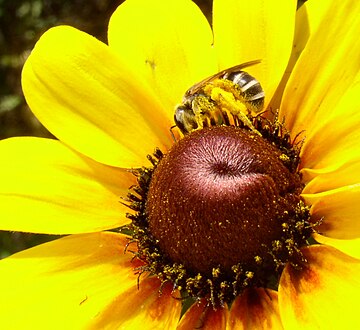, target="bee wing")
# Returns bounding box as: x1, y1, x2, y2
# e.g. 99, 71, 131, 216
185, 60, 262, 97
185, 71, 229, 96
